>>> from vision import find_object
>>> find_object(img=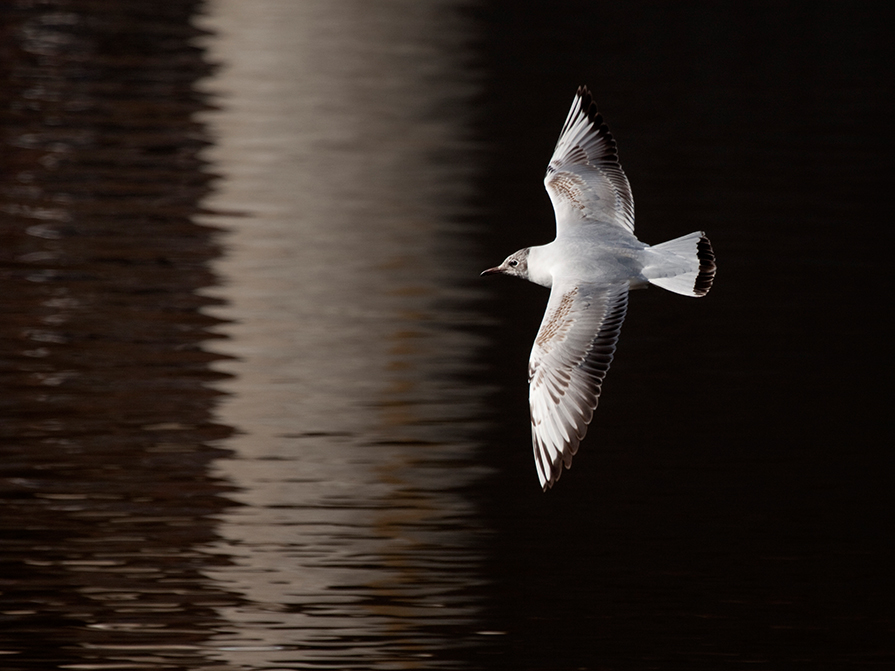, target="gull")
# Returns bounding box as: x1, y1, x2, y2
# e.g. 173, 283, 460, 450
482, 86, 716, 490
